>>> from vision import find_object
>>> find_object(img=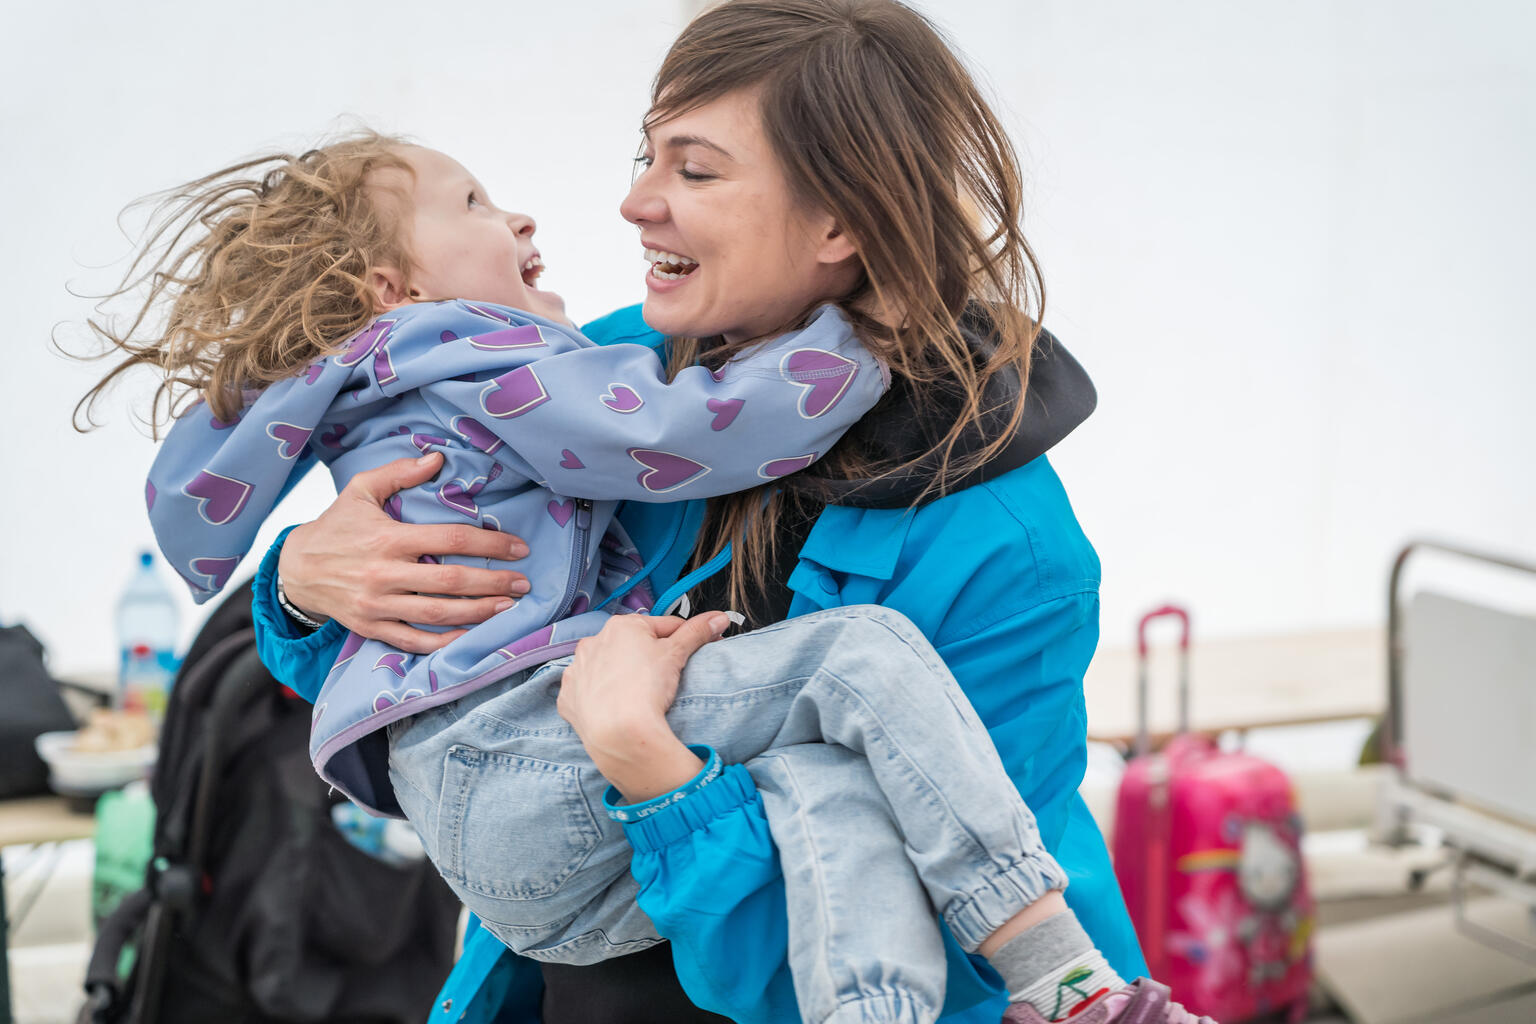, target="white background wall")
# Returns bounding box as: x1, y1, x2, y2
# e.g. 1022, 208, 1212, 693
3, 1, 1532, 676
